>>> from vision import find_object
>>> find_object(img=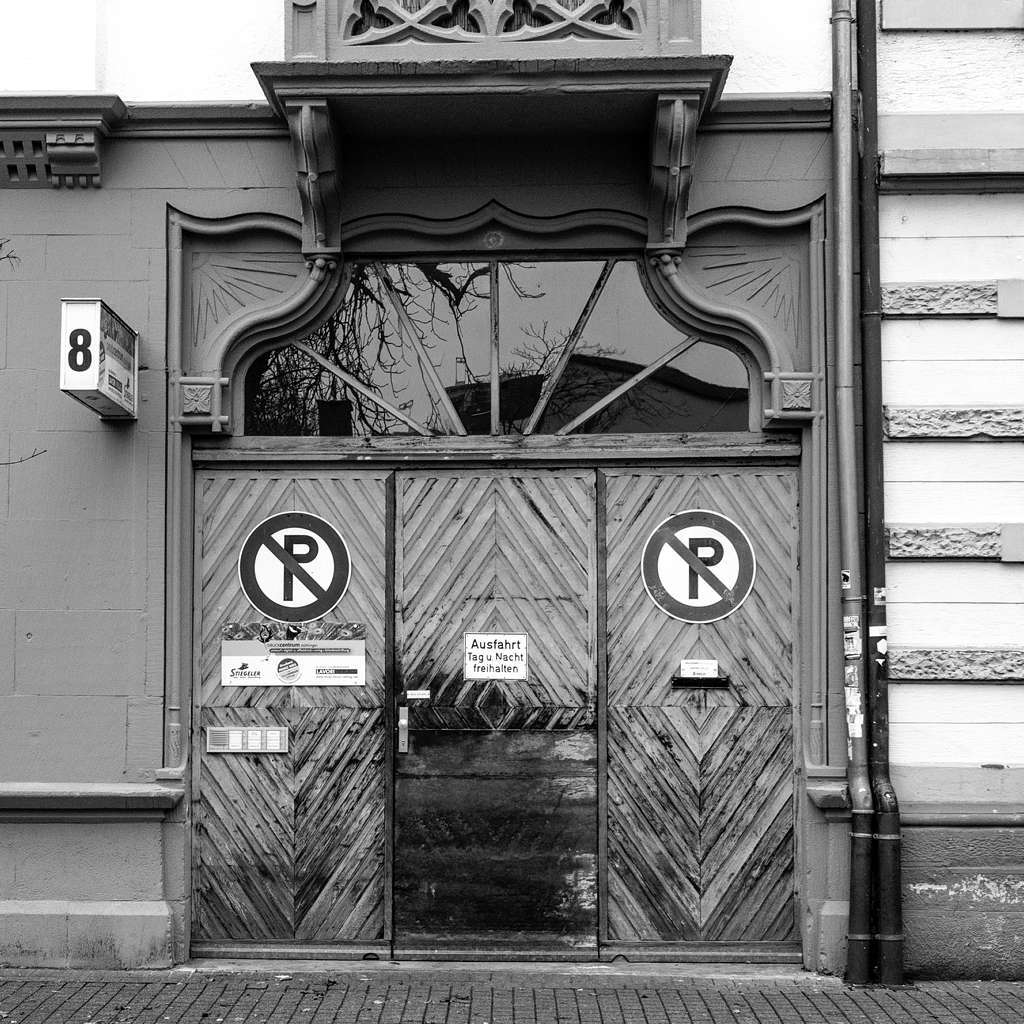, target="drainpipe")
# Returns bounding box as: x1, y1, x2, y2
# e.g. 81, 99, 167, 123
856, 0, 905, 985
833, 0, 874, 985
